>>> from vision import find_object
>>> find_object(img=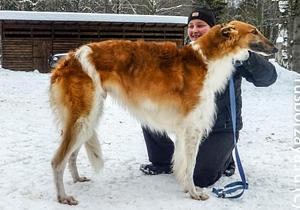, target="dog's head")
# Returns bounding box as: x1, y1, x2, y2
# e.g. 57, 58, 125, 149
219, 21, 278, 56
195, 20, 278, 60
